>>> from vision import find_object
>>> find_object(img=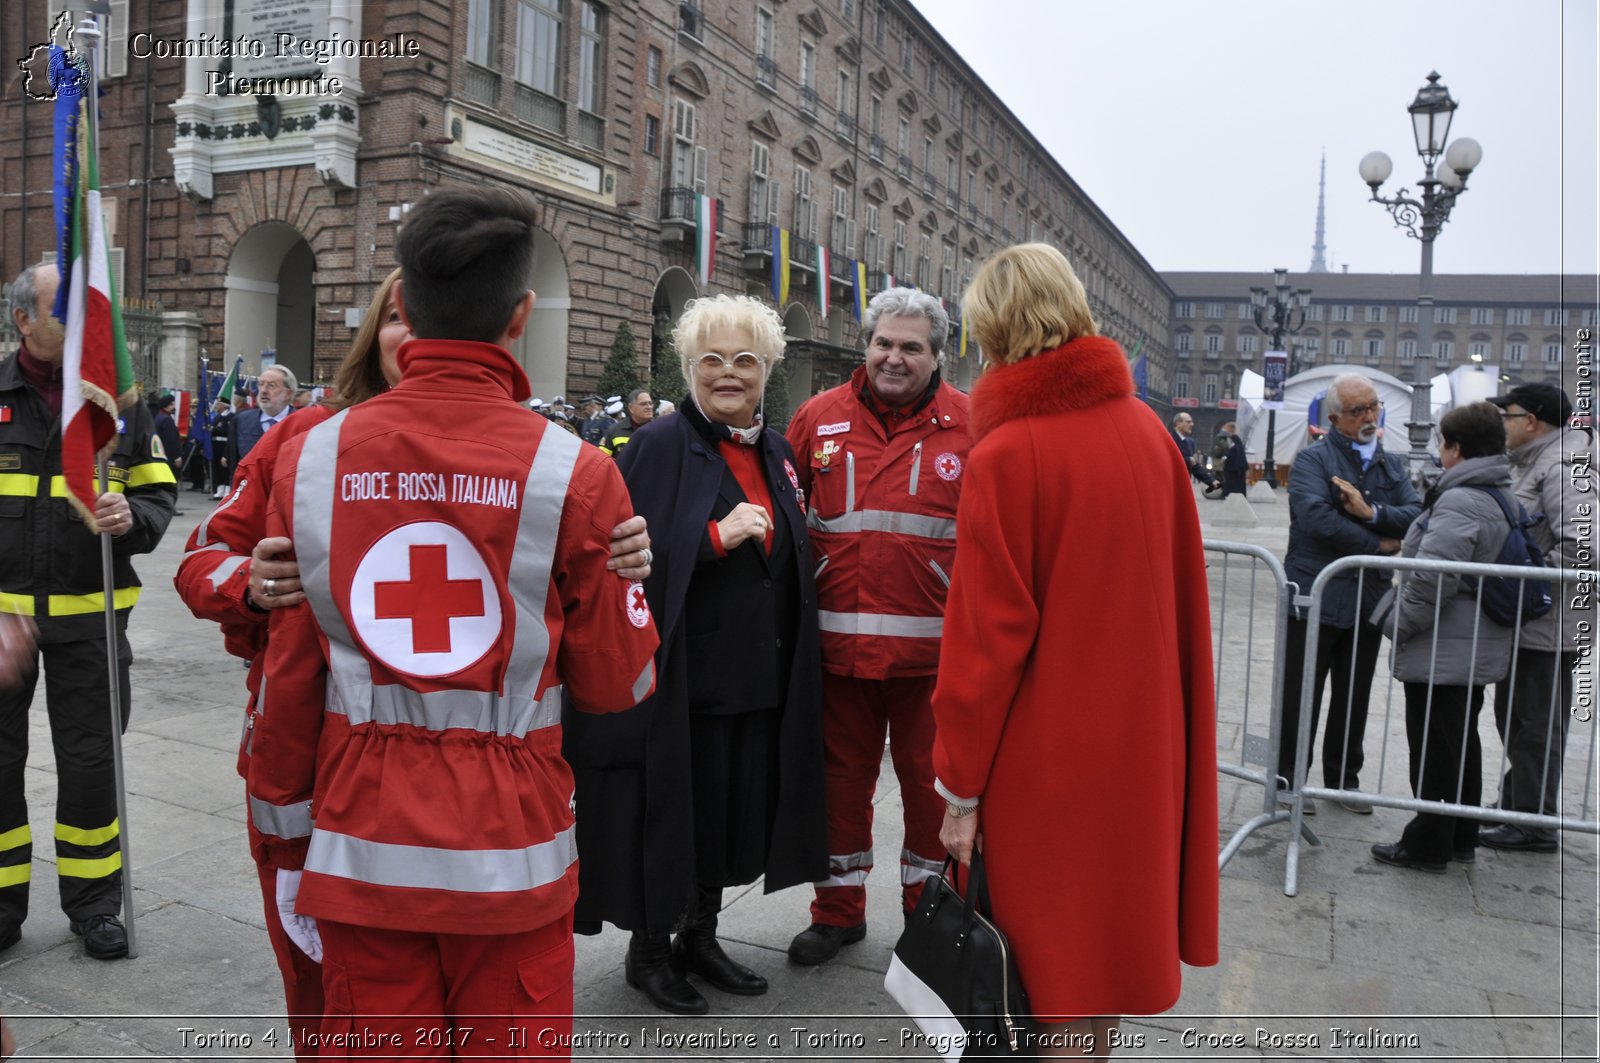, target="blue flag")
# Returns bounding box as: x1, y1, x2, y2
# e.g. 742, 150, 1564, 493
192, 353, 214, 461
50, 45, 86, 324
